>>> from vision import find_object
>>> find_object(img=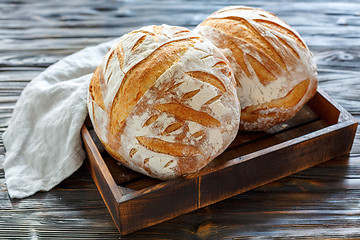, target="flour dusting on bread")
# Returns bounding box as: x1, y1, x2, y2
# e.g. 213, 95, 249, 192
194, 6, 318, 130
88, 24, 240, 179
